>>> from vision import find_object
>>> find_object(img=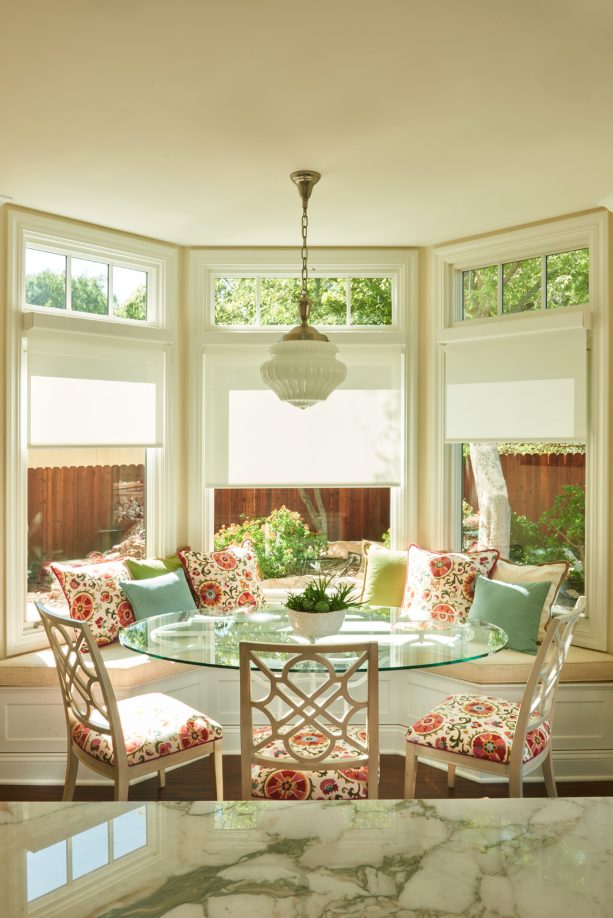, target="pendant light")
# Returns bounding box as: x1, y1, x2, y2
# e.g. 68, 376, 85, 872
260, 171, 347, 409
